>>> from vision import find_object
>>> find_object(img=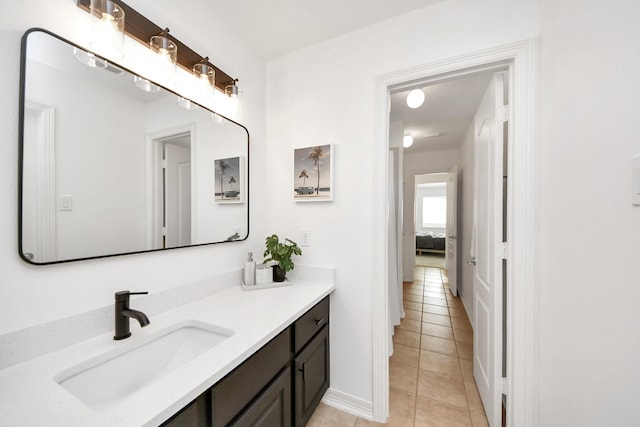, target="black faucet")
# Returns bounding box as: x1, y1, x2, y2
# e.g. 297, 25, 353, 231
114, 291, 150, 340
